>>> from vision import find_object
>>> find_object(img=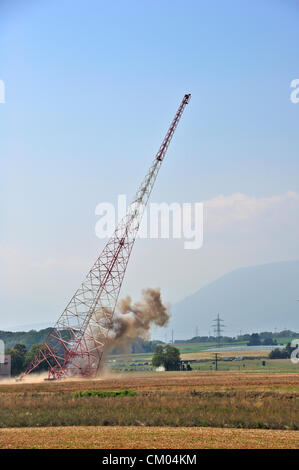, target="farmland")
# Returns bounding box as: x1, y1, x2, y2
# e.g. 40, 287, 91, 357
103, 335, 297, 373
0, 372, 298, 432
1, 343, 299, 449
106, 351, 299, 374
1, 425, 298, 449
